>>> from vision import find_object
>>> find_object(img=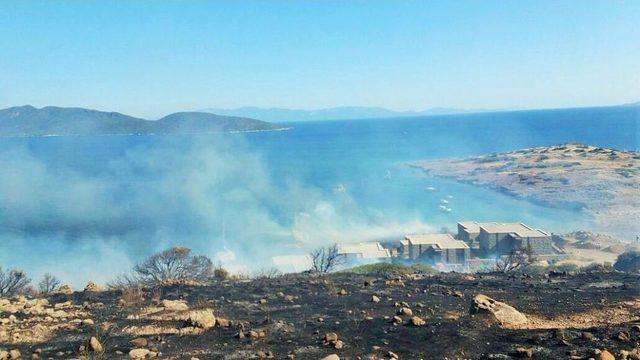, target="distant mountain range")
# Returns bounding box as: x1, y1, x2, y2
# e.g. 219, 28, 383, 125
198, 106, 486, 122
201, 102, 640, 122
0, 105, 287, 137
